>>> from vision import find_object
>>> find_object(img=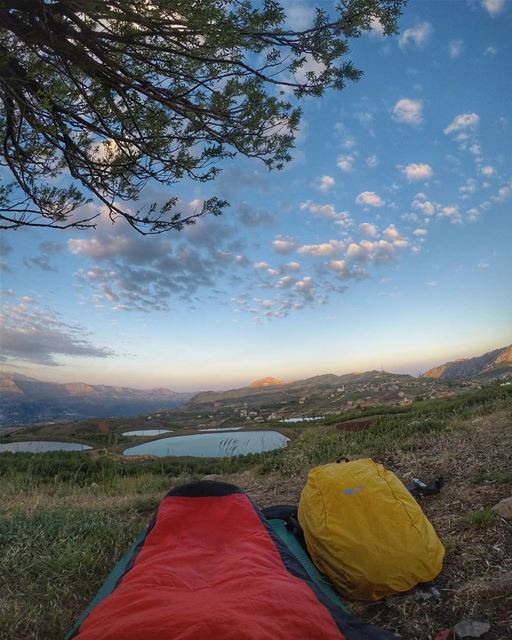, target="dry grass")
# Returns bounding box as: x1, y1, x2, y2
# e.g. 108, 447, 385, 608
237, 409, 512, 640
